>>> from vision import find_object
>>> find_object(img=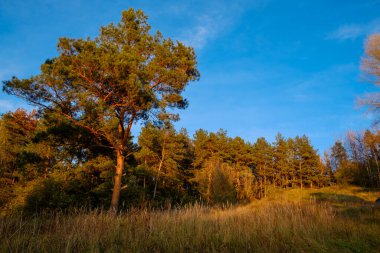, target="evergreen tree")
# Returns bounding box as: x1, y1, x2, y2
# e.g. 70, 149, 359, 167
3, 9, 199, 212
0, 109, 41, 181
252, 137, 273, 197
273, 133, 289, 188
136, 123, 192, 201
330, 140, 355, 185
294, 135, 320, 188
